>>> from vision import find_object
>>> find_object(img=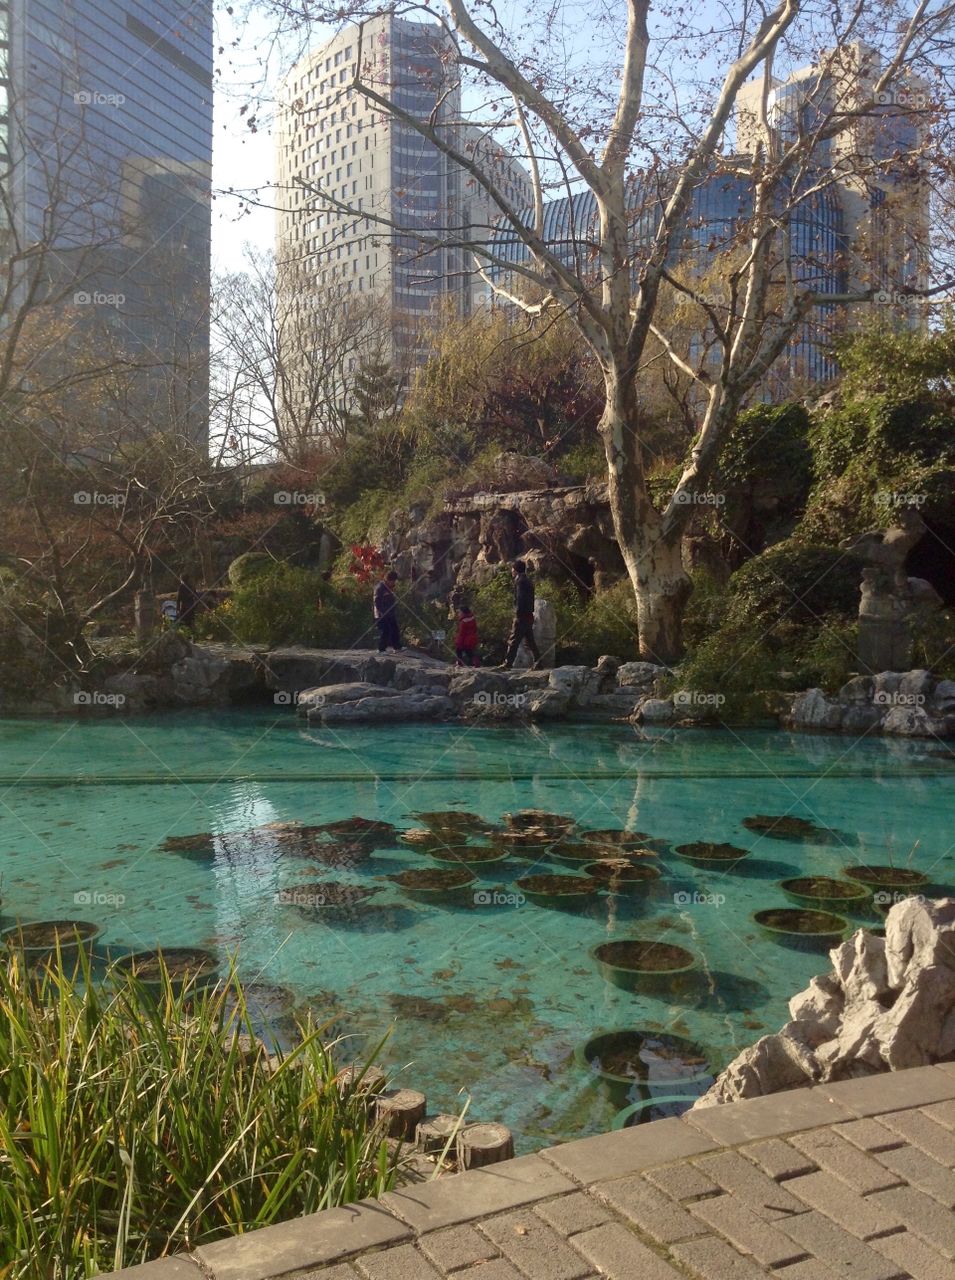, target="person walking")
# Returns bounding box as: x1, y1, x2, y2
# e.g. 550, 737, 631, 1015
176, 578, 200, 629
453, 605, 478, 666
501, 560, 541, 669
374, 570, 402, 653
